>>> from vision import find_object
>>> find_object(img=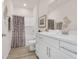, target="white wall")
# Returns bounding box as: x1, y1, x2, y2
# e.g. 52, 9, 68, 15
39, 0, 48, 17
12, 8, 33, 16
48, 0, 77, 31
33, 5, 39, 32
38, 0, 77, 31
